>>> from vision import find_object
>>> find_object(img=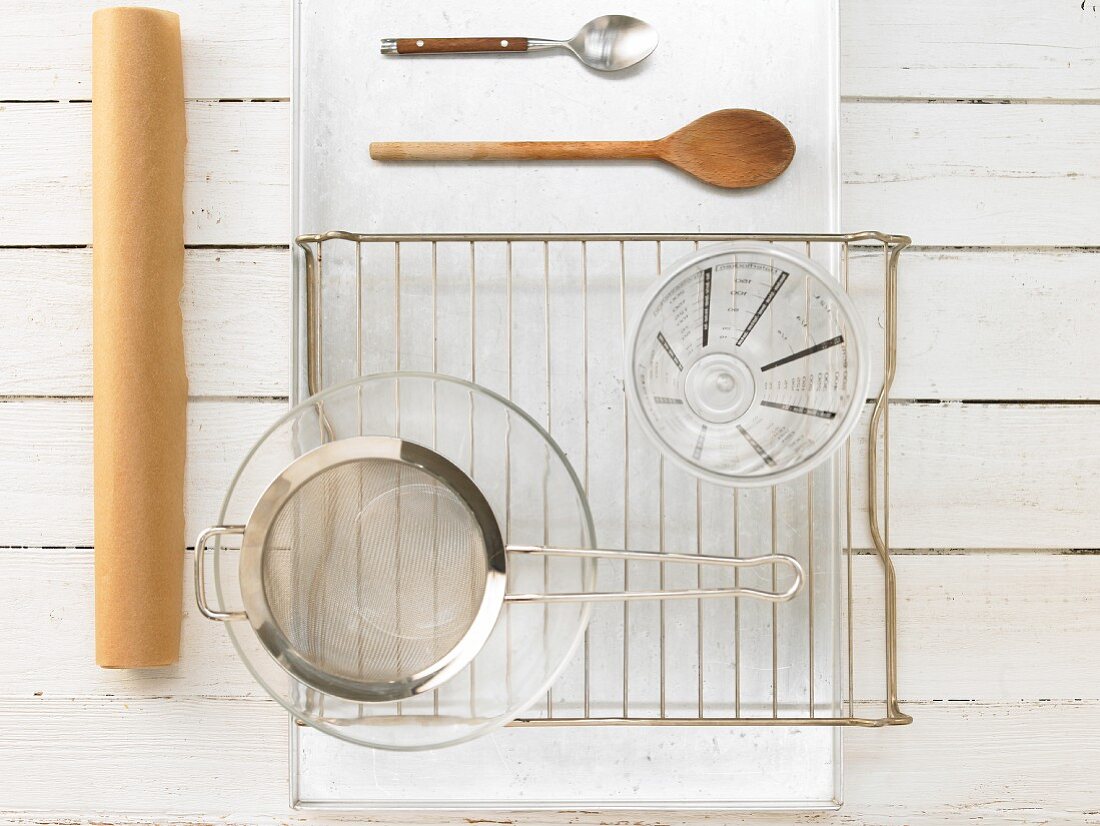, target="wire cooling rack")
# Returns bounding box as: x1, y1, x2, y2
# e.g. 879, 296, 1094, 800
293, 230, 911, 728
